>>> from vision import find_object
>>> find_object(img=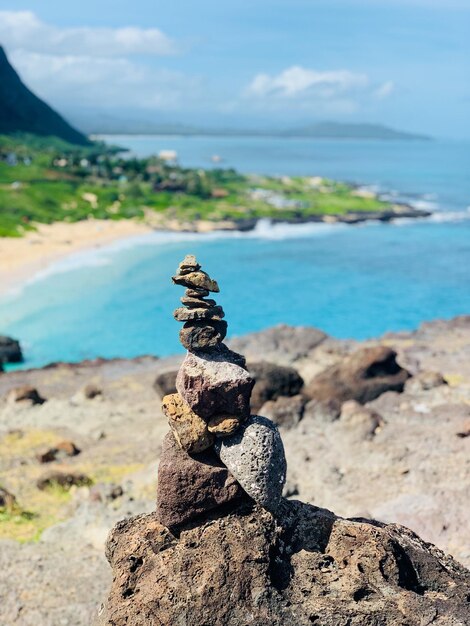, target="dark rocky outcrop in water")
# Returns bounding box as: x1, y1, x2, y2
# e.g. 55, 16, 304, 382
0, 46, 89, 145
0, 335, 23, 364
98, 500, 470, 626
